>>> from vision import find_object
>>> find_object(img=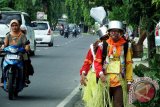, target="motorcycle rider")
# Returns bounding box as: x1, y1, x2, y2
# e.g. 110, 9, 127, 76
60, 24, 64, 36
72, 26, 78, 37
20, 25, 34, 83
64, 25, 69, 38
0, 19, 31, 86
